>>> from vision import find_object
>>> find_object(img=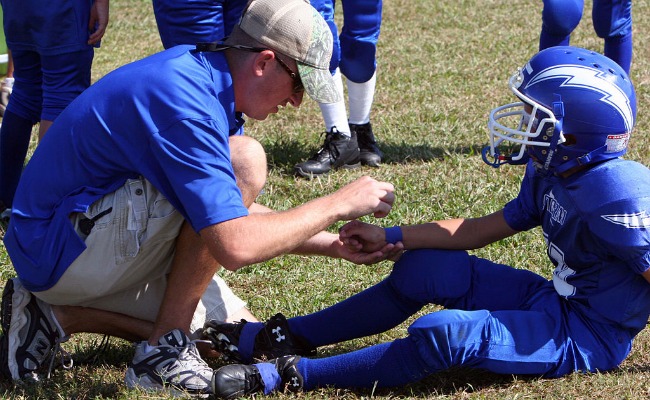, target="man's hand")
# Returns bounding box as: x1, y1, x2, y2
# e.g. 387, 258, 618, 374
331, 234, 404, 265
330, 176, 395, 220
